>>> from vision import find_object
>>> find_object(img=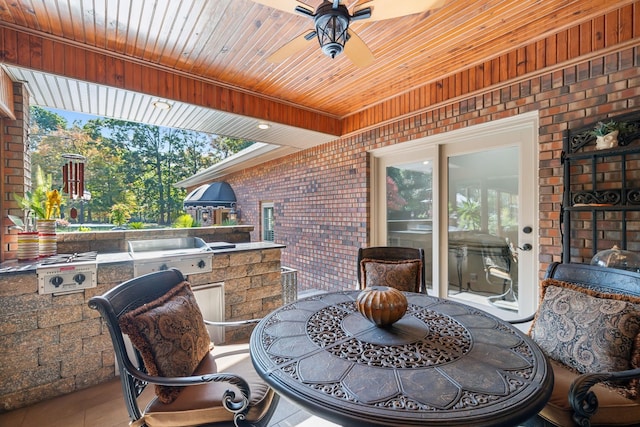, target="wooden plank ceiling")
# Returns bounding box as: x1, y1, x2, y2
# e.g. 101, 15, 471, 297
0, 0, 636, 144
